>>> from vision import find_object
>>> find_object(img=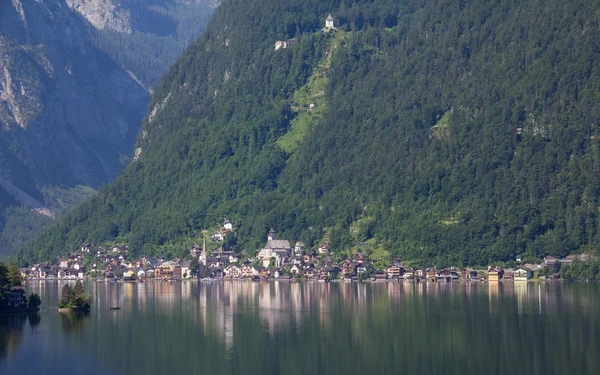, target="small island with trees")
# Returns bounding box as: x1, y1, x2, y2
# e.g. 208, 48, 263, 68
58, 280, 90, 312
